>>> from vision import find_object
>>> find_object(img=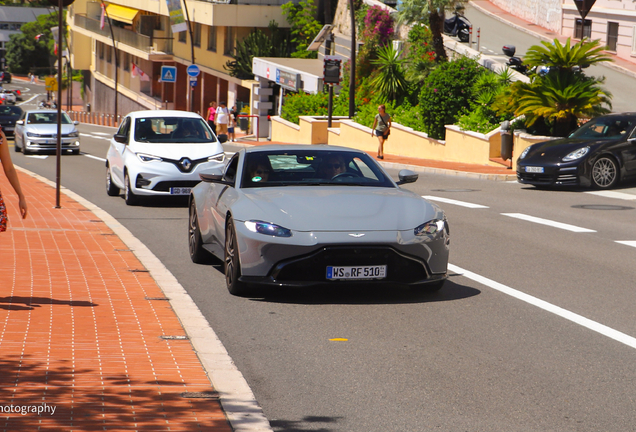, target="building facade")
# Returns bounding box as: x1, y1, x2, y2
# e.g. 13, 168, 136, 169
67, 0, 294, 134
